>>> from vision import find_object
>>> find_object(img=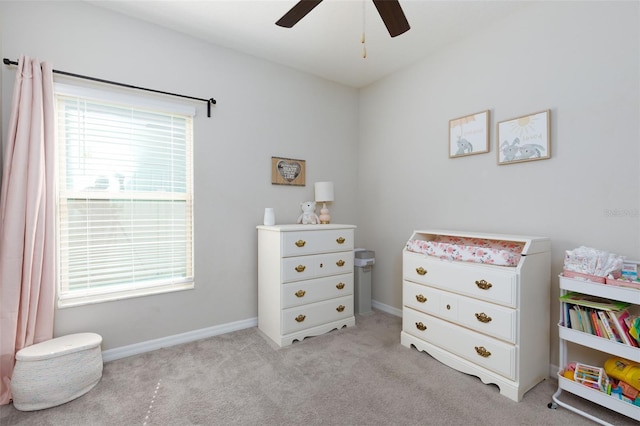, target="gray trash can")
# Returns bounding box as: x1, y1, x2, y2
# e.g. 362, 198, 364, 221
354, 249, 375, 315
